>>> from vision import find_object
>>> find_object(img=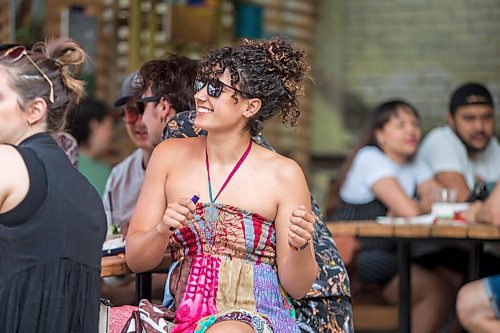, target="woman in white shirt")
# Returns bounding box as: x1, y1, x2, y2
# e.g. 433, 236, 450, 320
330, 100, 457, 333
